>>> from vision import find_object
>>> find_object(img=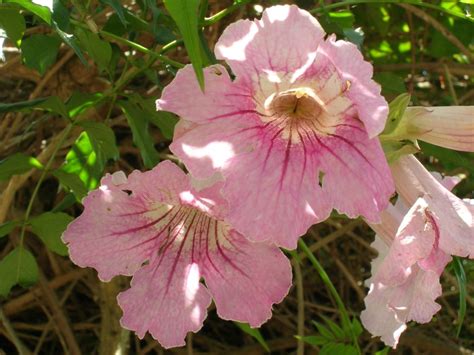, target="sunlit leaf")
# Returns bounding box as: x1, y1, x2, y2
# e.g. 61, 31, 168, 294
61, 132, 103, 191
78, 121, 119, 164
0, 153, 43, 181
66, 92, 103, 117
0, 247, 39, 297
